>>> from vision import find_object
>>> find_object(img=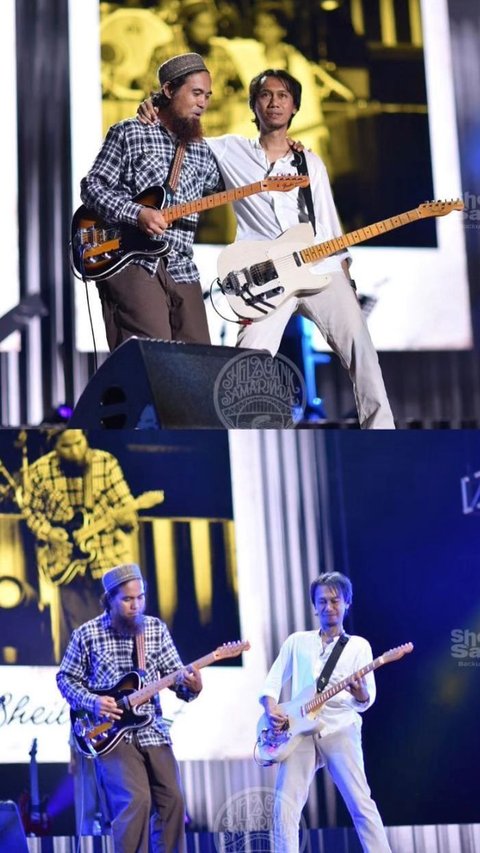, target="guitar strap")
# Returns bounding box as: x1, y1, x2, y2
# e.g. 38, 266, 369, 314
135, 630, 163, 715
292, 148, 357, 292
134, 632, 147, 680
291, 149, 316, 236
163, 141, 187, 205
316, 633, 350, 693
